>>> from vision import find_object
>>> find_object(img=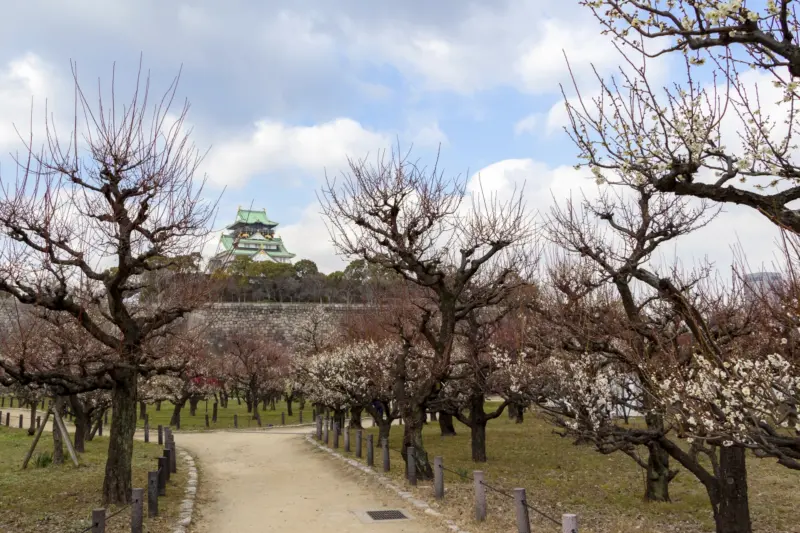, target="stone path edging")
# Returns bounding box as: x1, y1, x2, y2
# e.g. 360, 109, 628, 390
305, 434, 470, 533
173, 448, 198, 533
